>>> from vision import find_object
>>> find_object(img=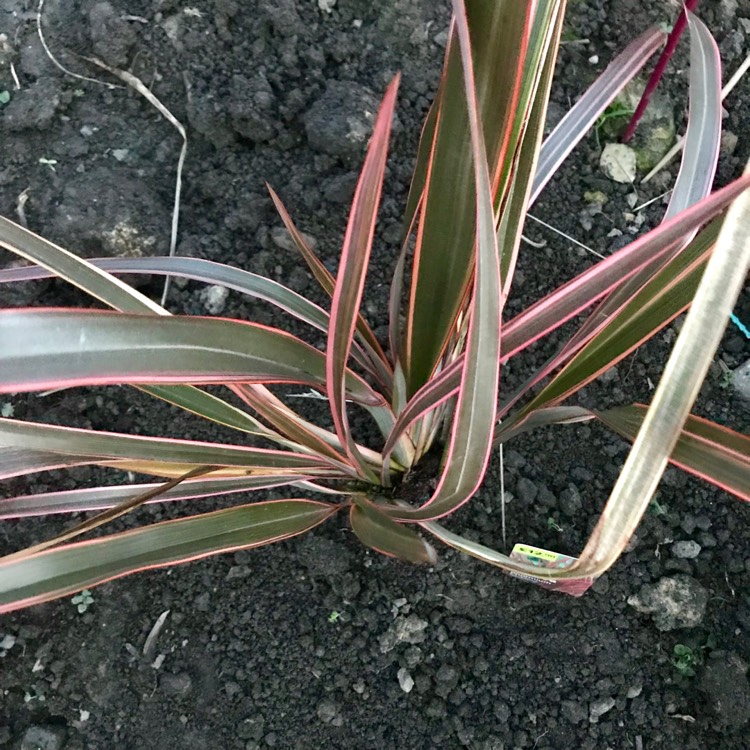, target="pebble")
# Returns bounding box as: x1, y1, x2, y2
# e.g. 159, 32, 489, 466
600, 143, 637, 183
270, 225, 318, 253
160, 672, 193, 696
397, 668, 414, 693
589, 696, 616, 723
316, 698, 342, 725
21, 725, 66, 750
671, 540, 701, 559
733, 359, 750, 401
201, 285, 229, 315
379, 615, 428, 653
628, 574, 708, 631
